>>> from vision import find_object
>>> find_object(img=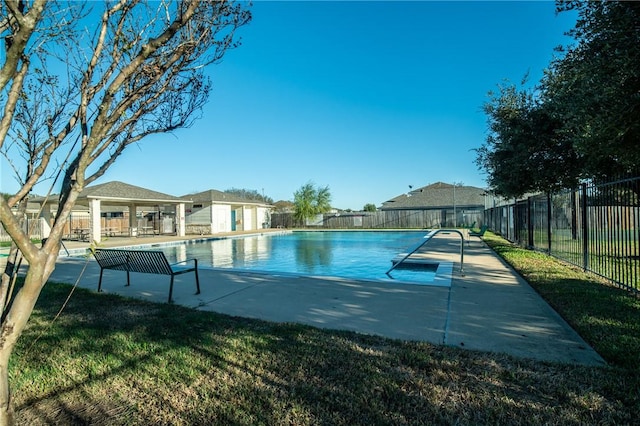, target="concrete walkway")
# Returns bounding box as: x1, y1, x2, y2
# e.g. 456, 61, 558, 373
43, 231, 605, 366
